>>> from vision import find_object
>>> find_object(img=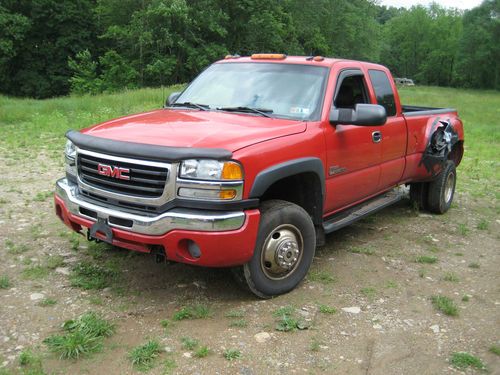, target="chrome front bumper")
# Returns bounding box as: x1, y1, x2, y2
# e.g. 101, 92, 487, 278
55, 178, 246, 235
